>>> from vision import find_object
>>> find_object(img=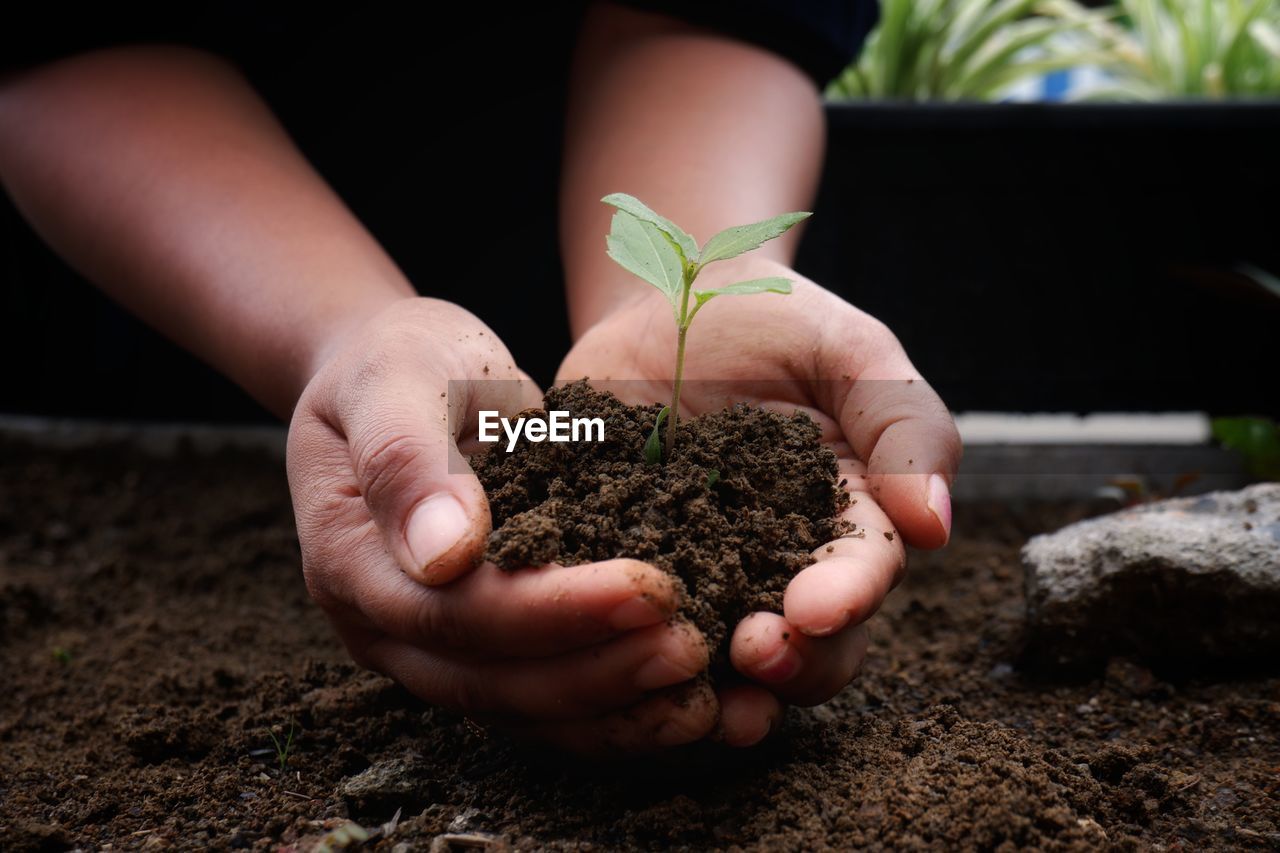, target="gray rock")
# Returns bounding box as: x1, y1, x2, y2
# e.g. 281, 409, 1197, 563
1023, 482, 1280, 672
340, 752, 439, 818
